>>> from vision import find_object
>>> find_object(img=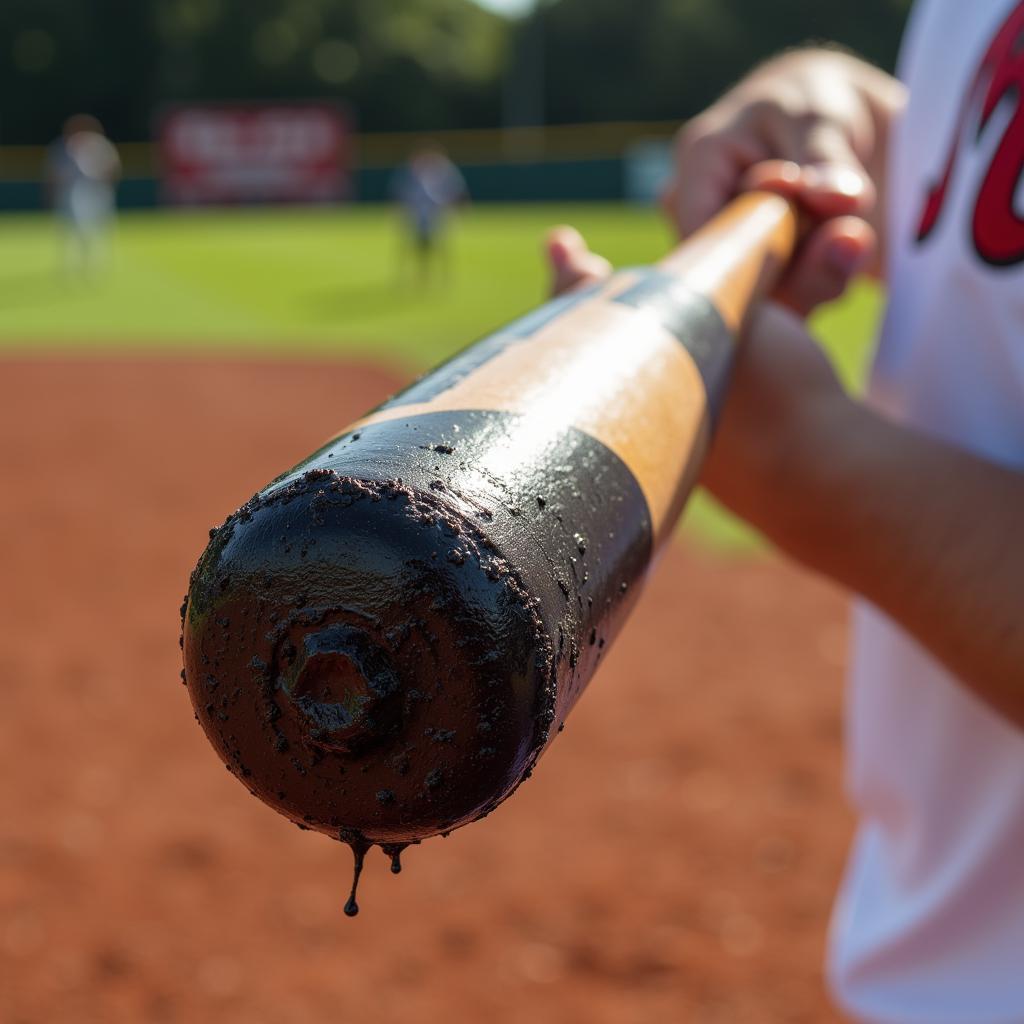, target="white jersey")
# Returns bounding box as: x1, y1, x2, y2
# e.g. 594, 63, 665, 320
829, 2, 1024, 1021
